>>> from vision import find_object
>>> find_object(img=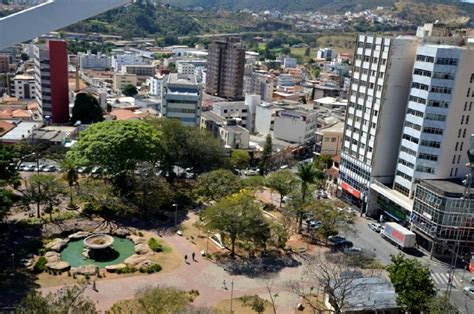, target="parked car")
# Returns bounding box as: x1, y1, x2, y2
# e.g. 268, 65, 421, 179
282, 196, 292, 204
344, 247, 362, 254
368, 222, 382, 233
308, 220, 322, 230
91, 166, 102, 174
333, 240, 354, 251
328, 235, 346, 244
77, 166, 90, 174
463, 286, 474, 297
42, 165, 56, 172
23, 165, 34, 172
